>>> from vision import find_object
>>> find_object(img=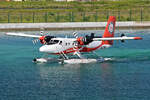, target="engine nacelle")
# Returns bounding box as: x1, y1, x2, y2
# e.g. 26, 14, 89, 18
77, 34, 94, 45
77, 37, 84, 45
82, 35, 93, 45
39, 36, 55, 44
39, 36, 45, 44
